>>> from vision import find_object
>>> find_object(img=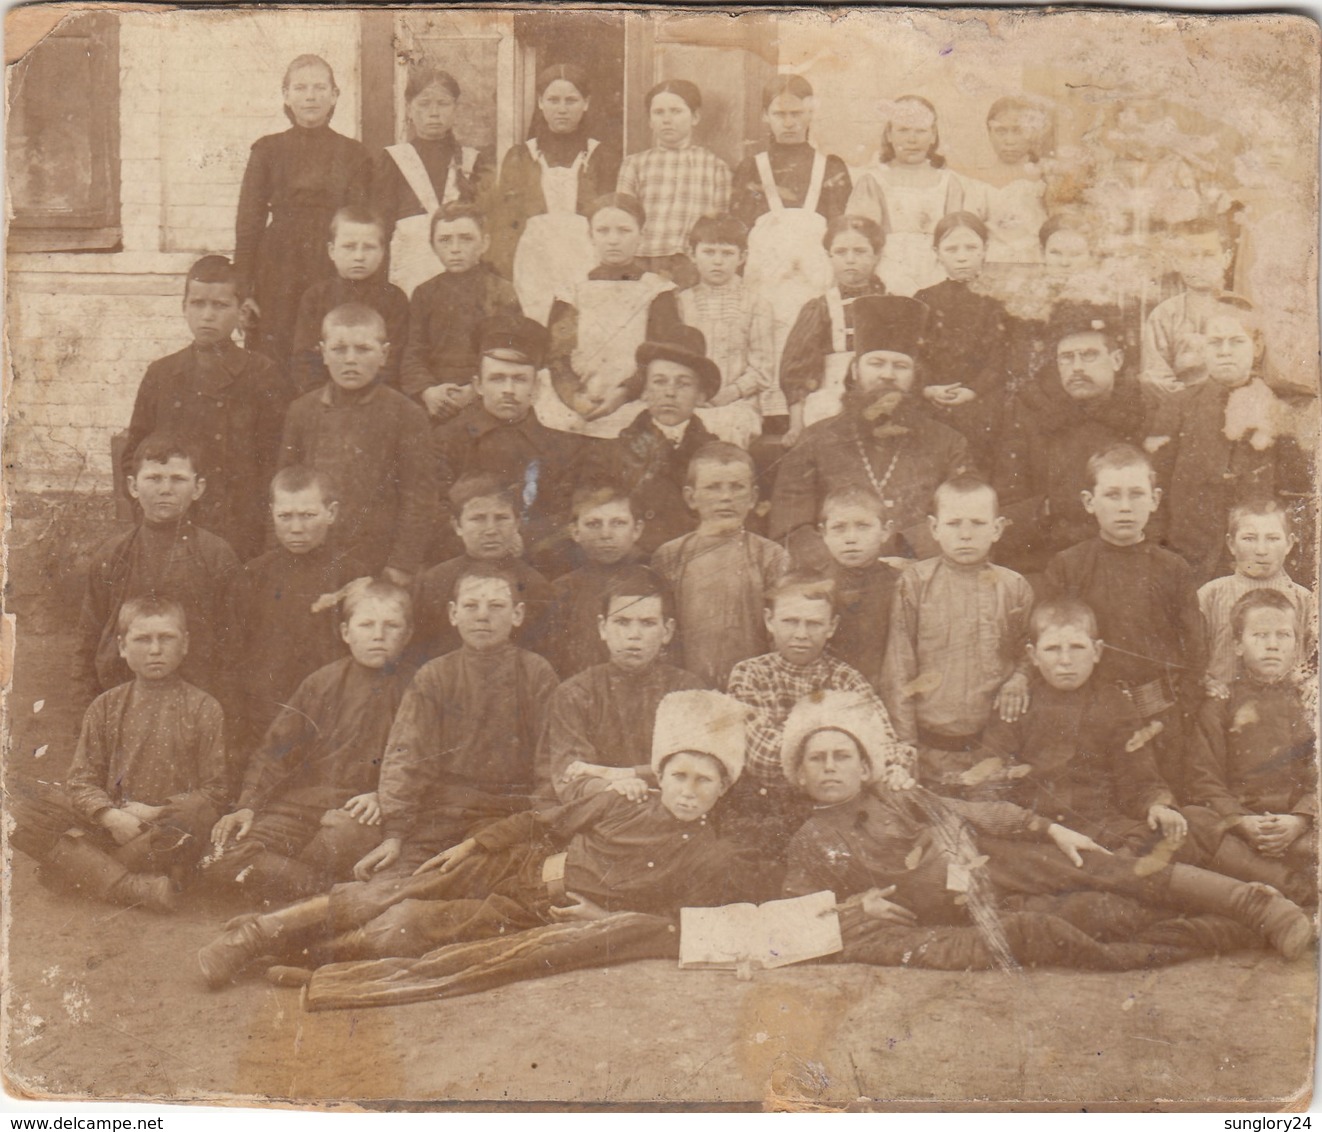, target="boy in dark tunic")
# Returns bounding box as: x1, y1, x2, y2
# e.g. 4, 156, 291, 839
122, 256, 289, 560
204, 582, 415, 904
289, 206, 410, 393
11, 598, 227, 914
227, 466, 369, 751
539, 565, 704, 802
76, 435, 239, 714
